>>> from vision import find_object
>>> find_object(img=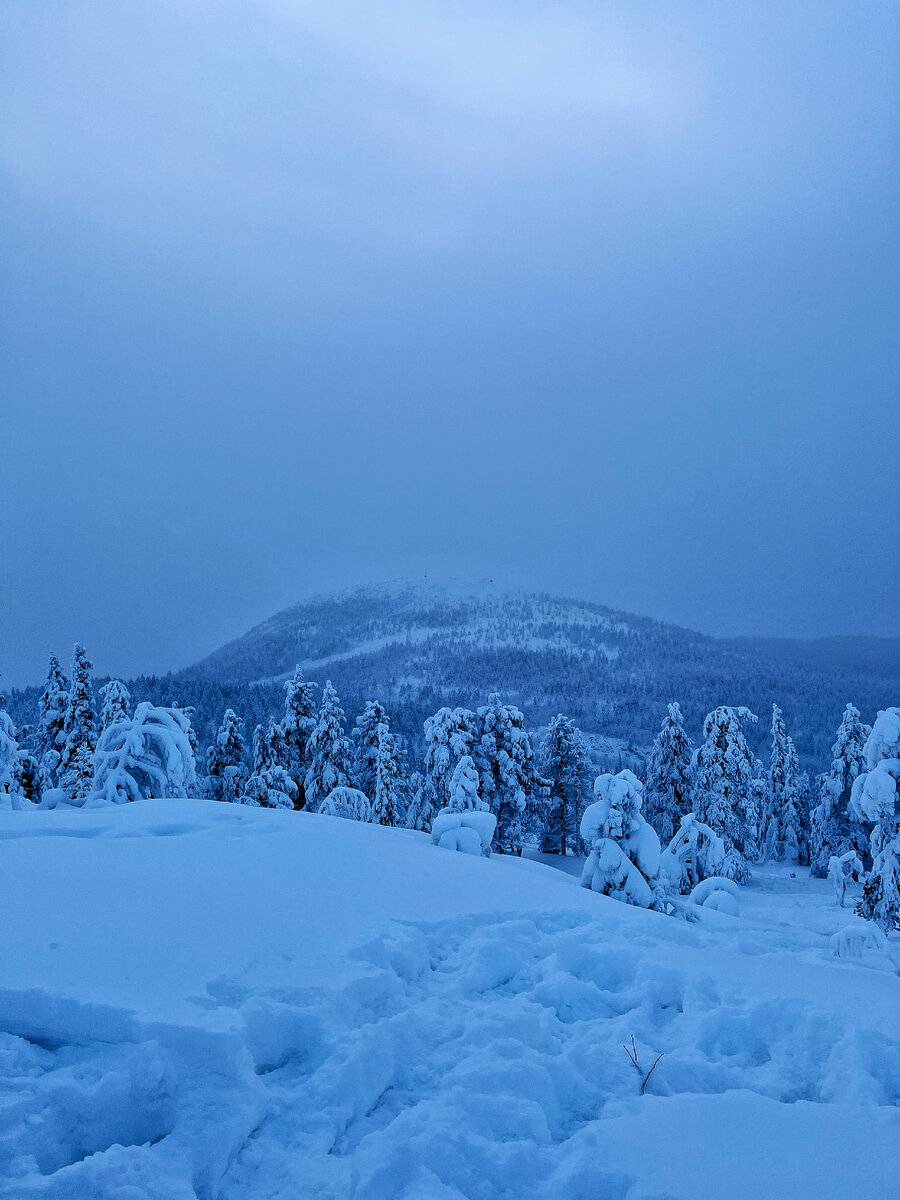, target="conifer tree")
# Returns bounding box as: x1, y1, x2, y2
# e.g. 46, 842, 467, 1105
99, 679, 131, 730
429, 755, 496, 856
11, 744, 39, 804
692, 705, 757, 882
370, 720, 403, 826
540, 714, 592, 855
422, 706, 476, 816
795, 771, 814, 866
659, 813, 725, 893
179, 705, 200, 763
580, 770, 660, 907
404, 771, 429, 831
0, 705, 22, 804
745, 759, 767, 863
90, 703, 198, 804
317, 786, 371, 820
282, 668, 317, 808
243, 719, 297, 809
446, 754, 483, 812
475, 693, 545, 855
768, 705, 802, 863
810, 703, 871, 877
304, 681, 352, 811
643, 702, 693, 843
58, 644, 97, 804
852, 708, 900, 932
36, 654, 67, 793
206, 708, 247, 803
0, 691, 39, 808
353, 700, 390, 798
